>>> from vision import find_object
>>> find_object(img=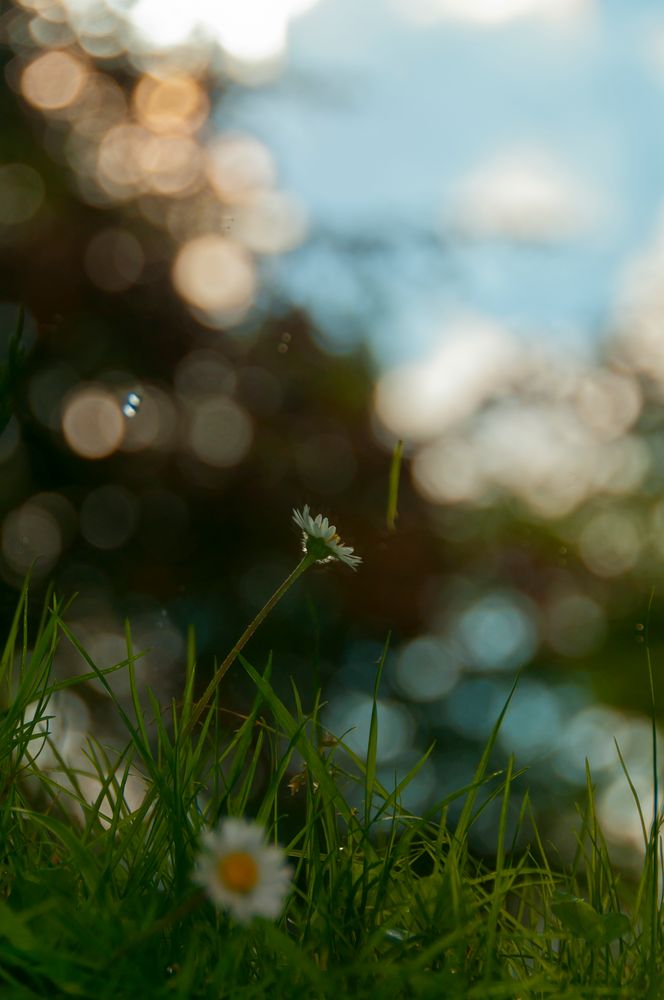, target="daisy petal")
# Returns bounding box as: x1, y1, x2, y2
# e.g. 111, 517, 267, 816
194, 817, 292, 924
292, 506, 361, 570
